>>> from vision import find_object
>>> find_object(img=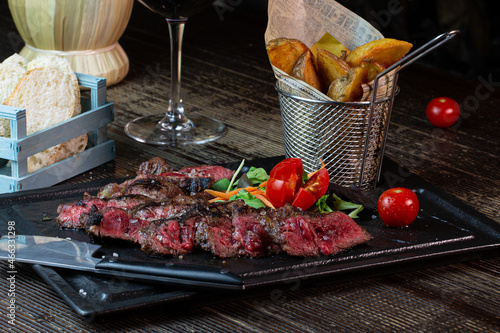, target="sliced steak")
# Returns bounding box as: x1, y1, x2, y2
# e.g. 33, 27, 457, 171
177, 165, 235, 183
159, 173, 213, 194
306, 211, 372, 256
139, 215, 199, 256
195, 201, 239, 258
98, 174, 184, 200
137, 156, 173, 175
57, 198, 108, 229
56, 195, 152, 229
280, 215, 320, 257
231, 204, 279, 257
